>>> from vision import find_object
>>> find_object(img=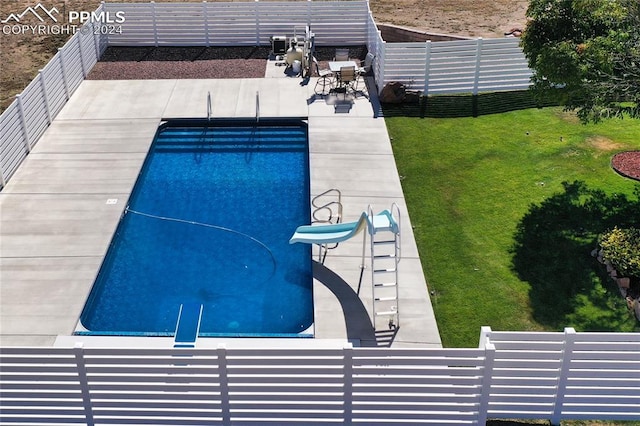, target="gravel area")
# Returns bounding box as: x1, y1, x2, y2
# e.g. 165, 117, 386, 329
87, 46, 367, 80
87, 59, 268, 80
